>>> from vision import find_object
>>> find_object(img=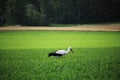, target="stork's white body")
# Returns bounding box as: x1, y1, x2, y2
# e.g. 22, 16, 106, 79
48, 47, 74, 57
56, 47, 71, 55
